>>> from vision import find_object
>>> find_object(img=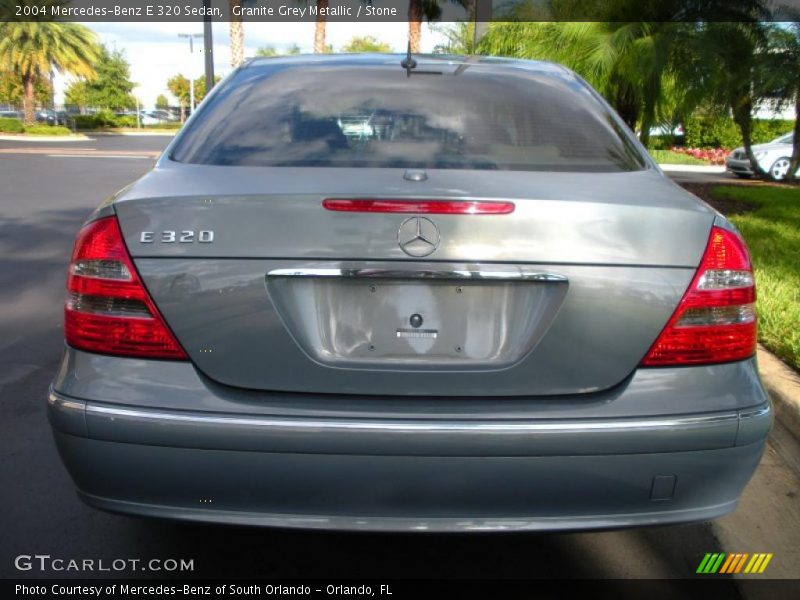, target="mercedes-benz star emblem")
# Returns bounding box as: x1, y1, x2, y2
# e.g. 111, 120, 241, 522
397, 216, 440, 257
